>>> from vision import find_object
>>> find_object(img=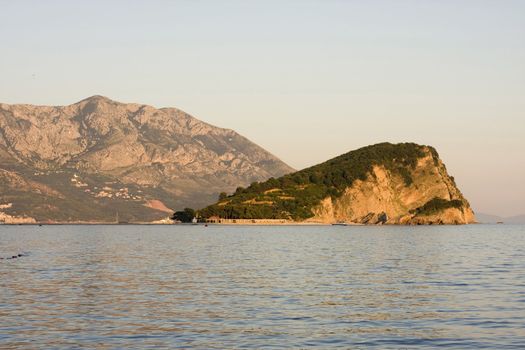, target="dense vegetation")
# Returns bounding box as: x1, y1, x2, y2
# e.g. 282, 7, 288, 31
199, 143, 435, 221
410, 198, 464, 216
171, 208, 196, 223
